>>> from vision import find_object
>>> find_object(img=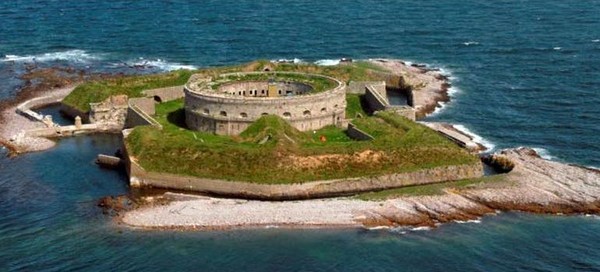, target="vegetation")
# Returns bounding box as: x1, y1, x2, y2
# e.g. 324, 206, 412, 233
126, 97, 479, 184
355, 174, 511, 200
62, 60, 398, 112
212, 73, 338, 93
345, 94, 368, 118
62, 70, 194, 112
